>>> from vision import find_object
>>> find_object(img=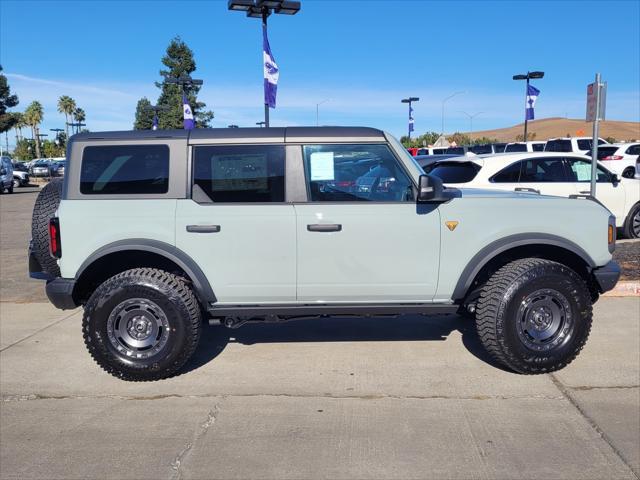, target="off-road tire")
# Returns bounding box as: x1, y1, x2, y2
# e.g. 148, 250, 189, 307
623, 202, 640, 239
475, 258, 592, 374
31, 179, 63, 277
83, 268, 202, 381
